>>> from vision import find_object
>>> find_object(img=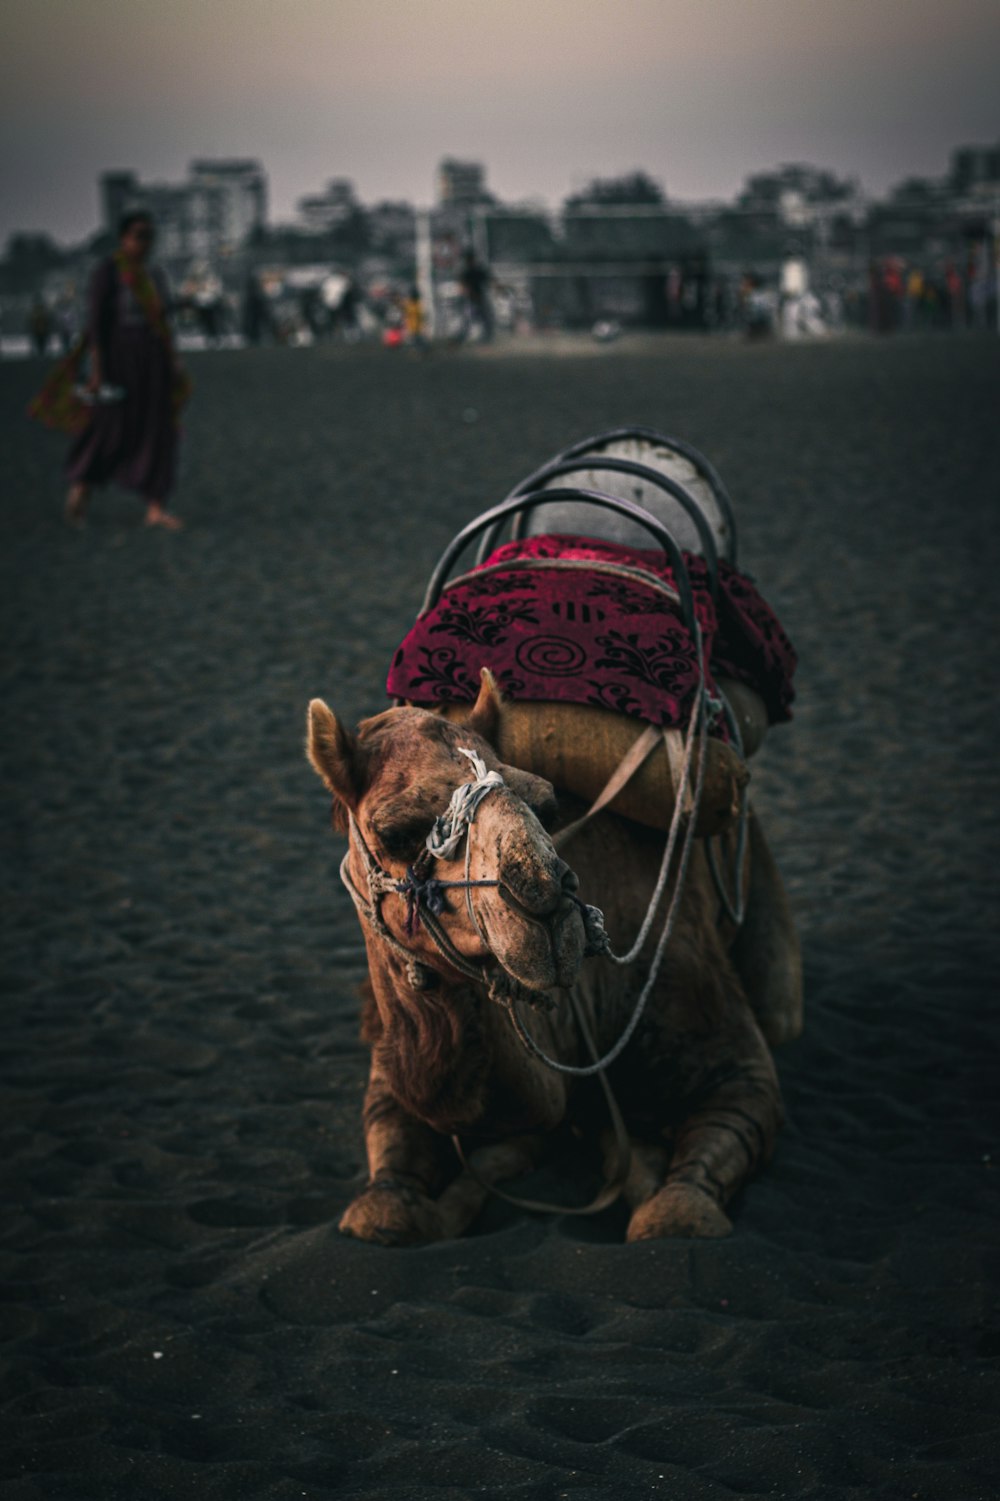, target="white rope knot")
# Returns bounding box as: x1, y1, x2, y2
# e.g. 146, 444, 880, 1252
425, 747, 505, 859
